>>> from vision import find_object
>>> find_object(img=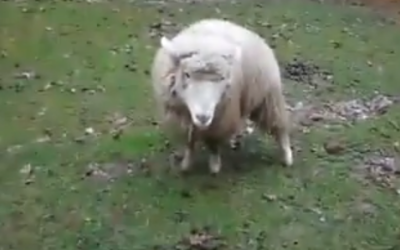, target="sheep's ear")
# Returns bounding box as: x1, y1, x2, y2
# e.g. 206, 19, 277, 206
161, 37, 176, 57
161, 36, 180, 65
